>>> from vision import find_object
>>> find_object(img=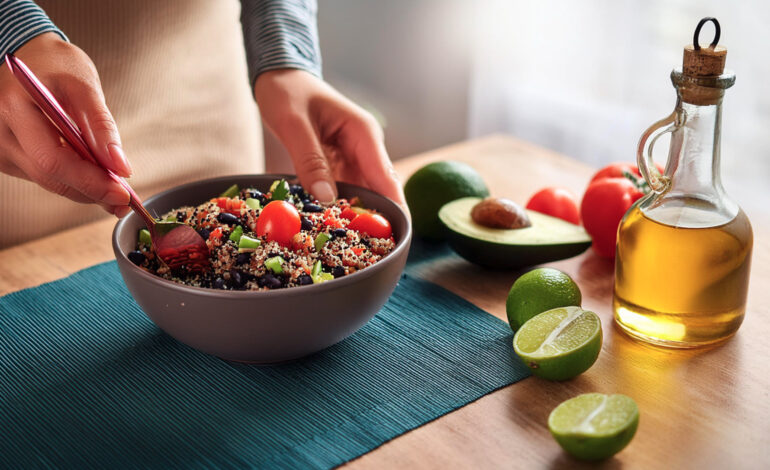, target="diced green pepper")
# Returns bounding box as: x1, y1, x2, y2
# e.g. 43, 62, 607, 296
314, 232, 331, 252
265, 256, 285, 274
220, 183, 240, 198
312, 272, 334, 284
270, 179, 290, 201
138, 228, 152, 247
245, 198, 261, 210
164, 215, 177, 222
311, 260, 322, 277
229, 225, 243, 243
238, 235, 260, 252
